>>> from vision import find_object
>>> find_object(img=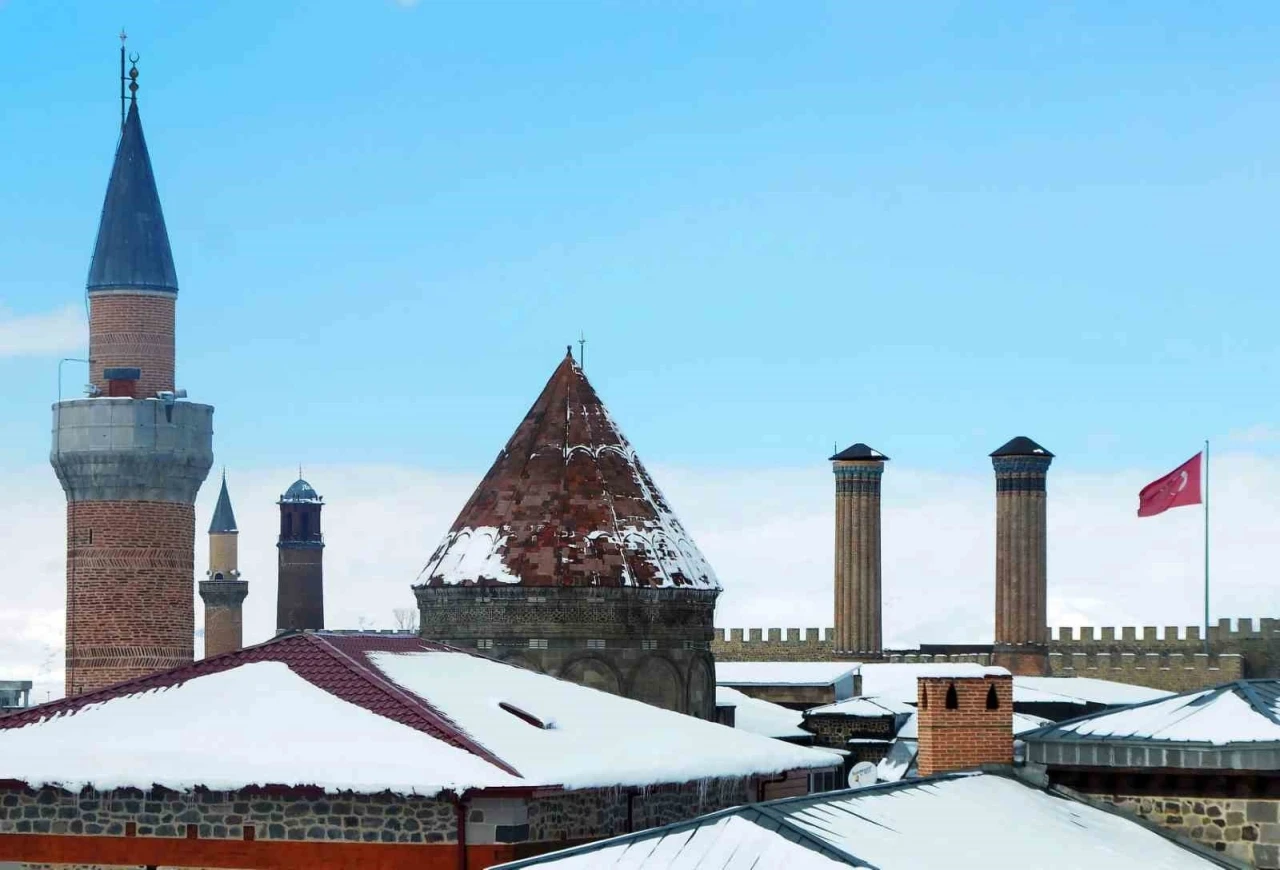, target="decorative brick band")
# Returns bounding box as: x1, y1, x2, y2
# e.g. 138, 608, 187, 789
65, 500, 196, 696
88, 293, 176, 398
